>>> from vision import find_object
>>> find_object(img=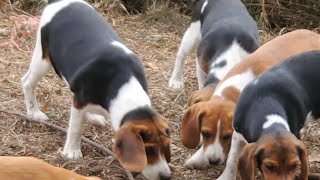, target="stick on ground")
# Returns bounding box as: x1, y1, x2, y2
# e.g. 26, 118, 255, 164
0, 109, 135, 180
